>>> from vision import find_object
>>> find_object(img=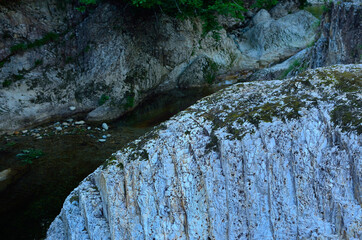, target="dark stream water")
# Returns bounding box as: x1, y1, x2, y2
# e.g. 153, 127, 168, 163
0, 87, 218, 239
